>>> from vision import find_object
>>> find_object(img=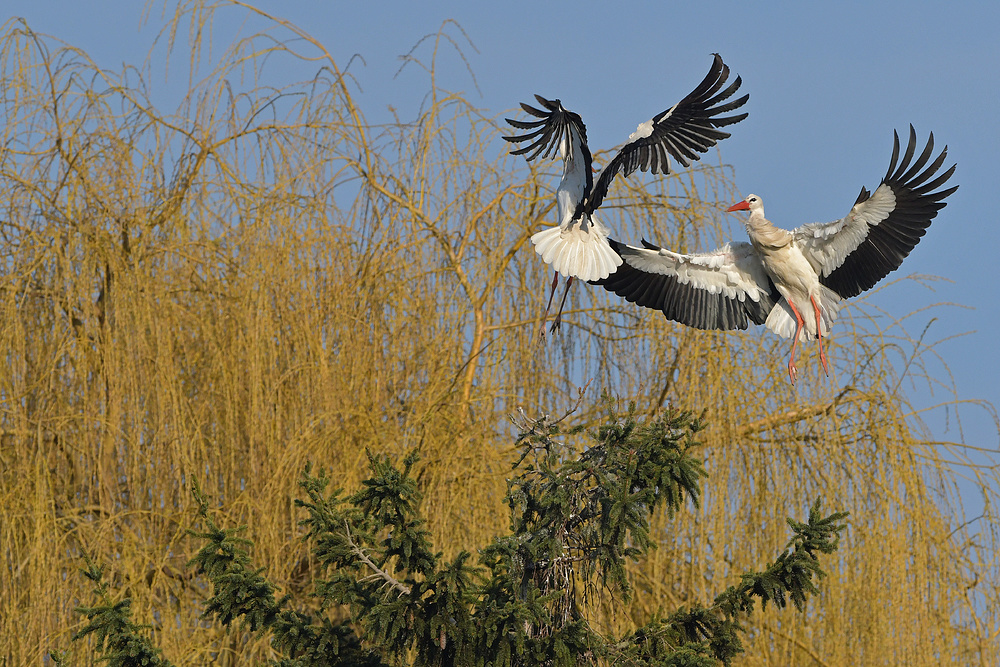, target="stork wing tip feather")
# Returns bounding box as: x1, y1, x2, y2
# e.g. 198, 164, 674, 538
811, 126, 958, 299
503, 95, 591, 170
